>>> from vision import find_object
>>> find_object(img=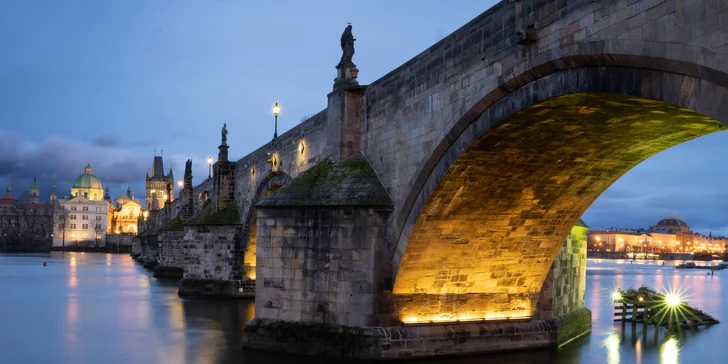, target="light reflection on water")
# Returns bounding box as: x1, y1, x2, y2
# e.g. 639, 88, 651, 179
0, 254, 726, 363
